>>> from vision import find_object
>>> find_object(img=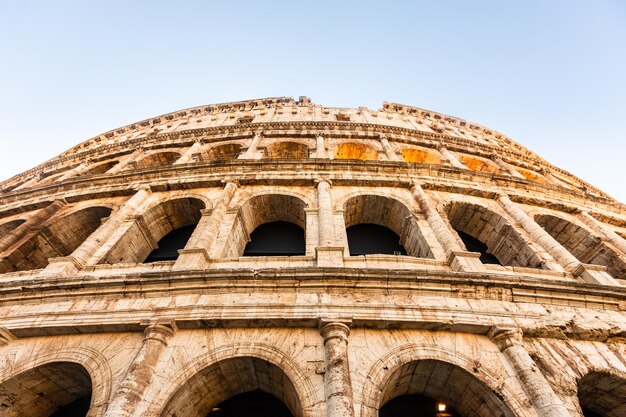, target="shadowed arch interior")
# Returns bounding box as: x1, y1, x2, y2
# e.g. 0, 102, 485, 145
343, 195, 433, 258
102, 197, 205, 264
243, 221, 305, 256
0, 206, 112, 273
133, 151, 181, 169
0, 219, 25, 238
159, 357, 301, 417
202, 143, 243, 162
445, 201, 545, 268
334, 143, 379, 161
535, 214, 626, 279
578, 372, 626, 417
265, 141, 309, 159
378, 360, 515, 417
82, 160, 119, 176
515, 167, 550, 183
0, 361, 92, 417
401, 148, 444, 165
456, 154, 502, 174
